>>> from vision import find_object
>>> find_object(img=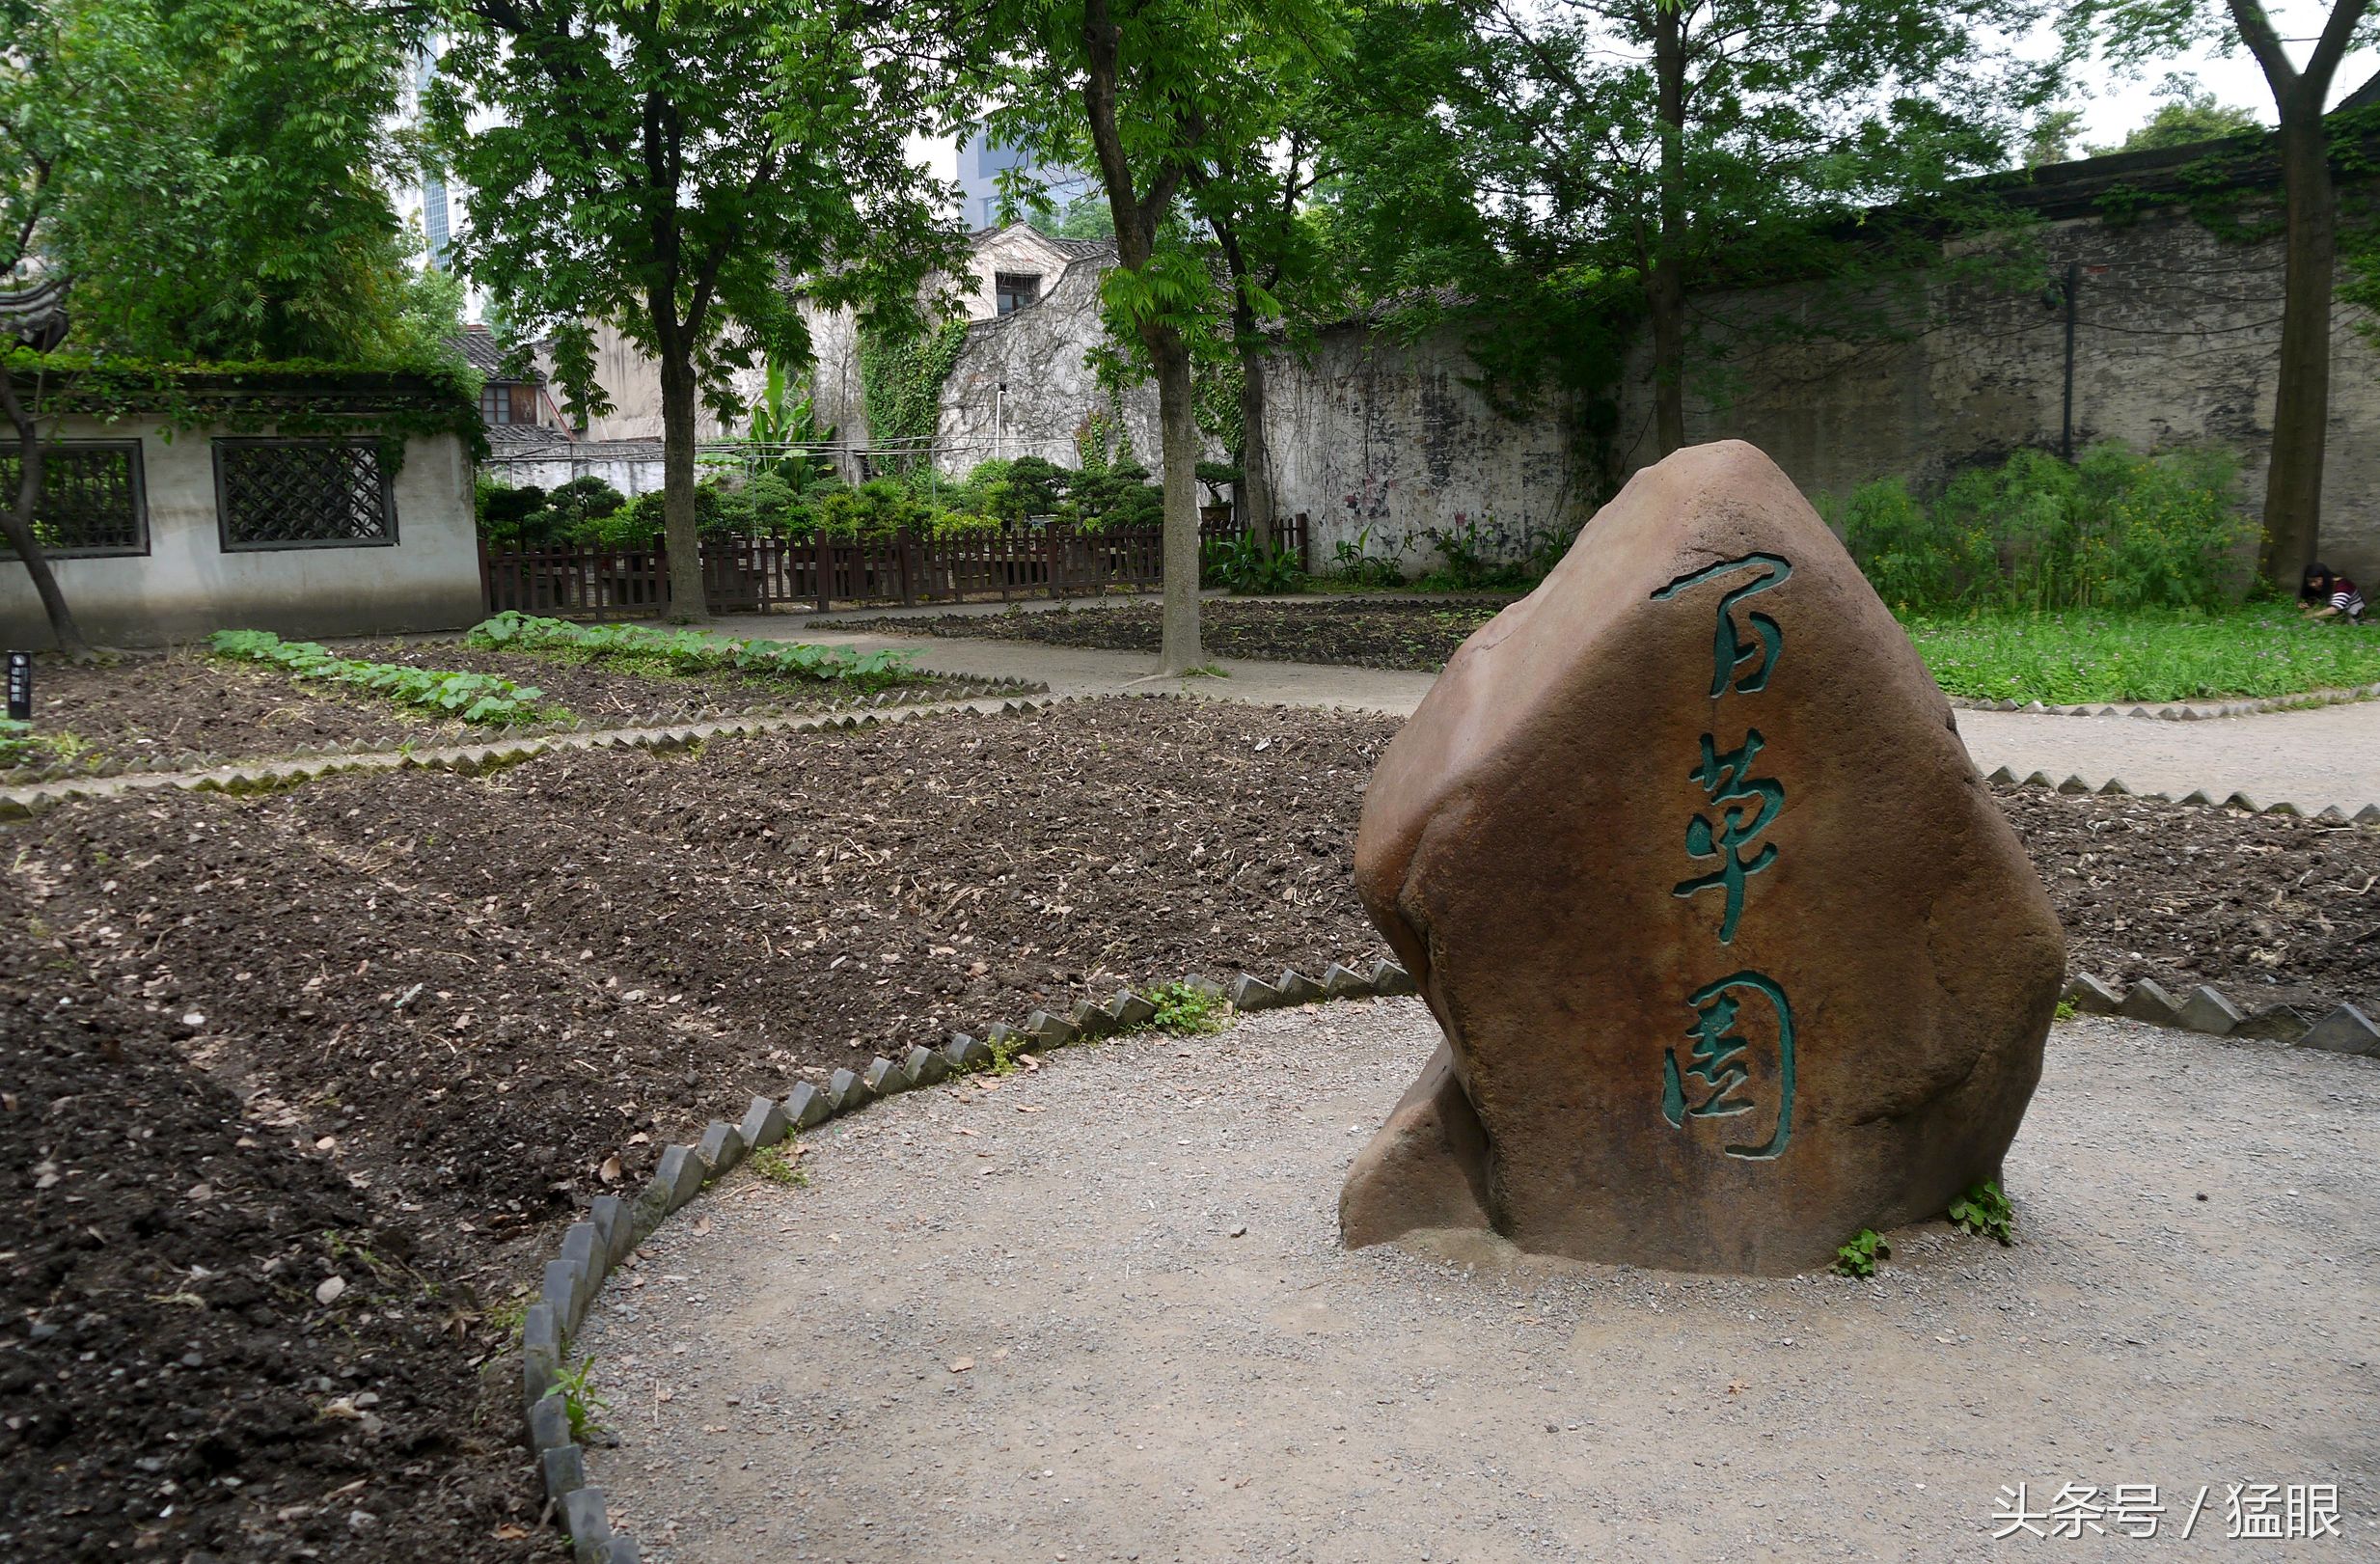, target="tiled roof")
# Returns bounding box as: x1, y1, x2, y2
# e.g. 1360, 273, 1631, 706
970, 222, 1116, 262
481, 425, 665, 462
450, 327, 544, 384
485, 424, 573, 453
